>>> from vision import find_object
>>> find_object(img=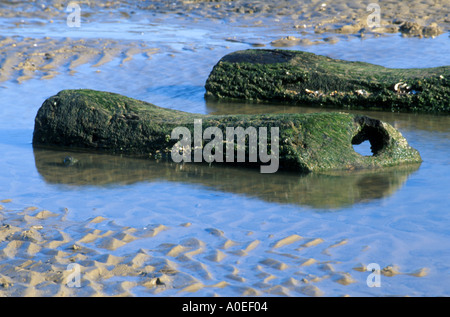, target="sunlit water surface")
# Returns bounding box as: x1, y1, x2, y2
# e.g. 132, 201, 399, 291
0, 13, 449, 296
